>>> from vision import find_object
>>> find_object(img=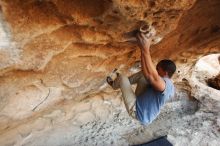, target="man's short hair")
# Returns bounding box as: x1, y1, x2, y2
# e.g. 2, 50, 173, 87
156, 59, 176, 78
